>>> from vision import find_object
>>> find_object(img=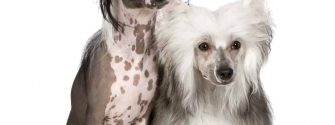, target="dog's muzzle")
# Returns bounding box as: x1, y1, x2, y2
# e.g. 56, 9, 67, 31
215, 66, 234, 85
